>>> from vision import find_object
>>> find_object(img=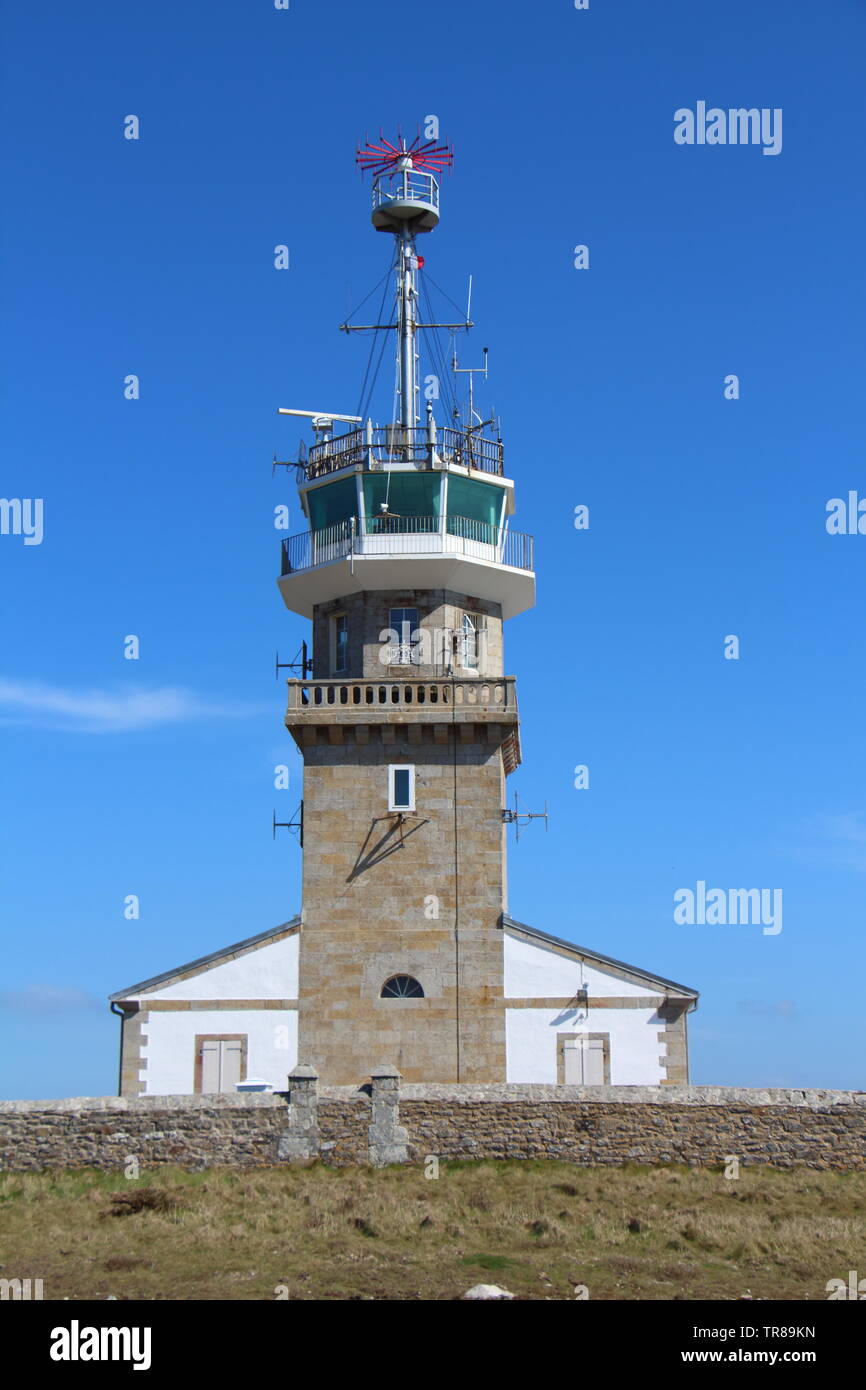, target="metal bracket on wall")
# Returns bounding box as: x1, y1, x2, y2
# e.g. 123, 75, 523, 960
501, 792, 549, 841
276, 643, 313, 679
273, 802, 304, 848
